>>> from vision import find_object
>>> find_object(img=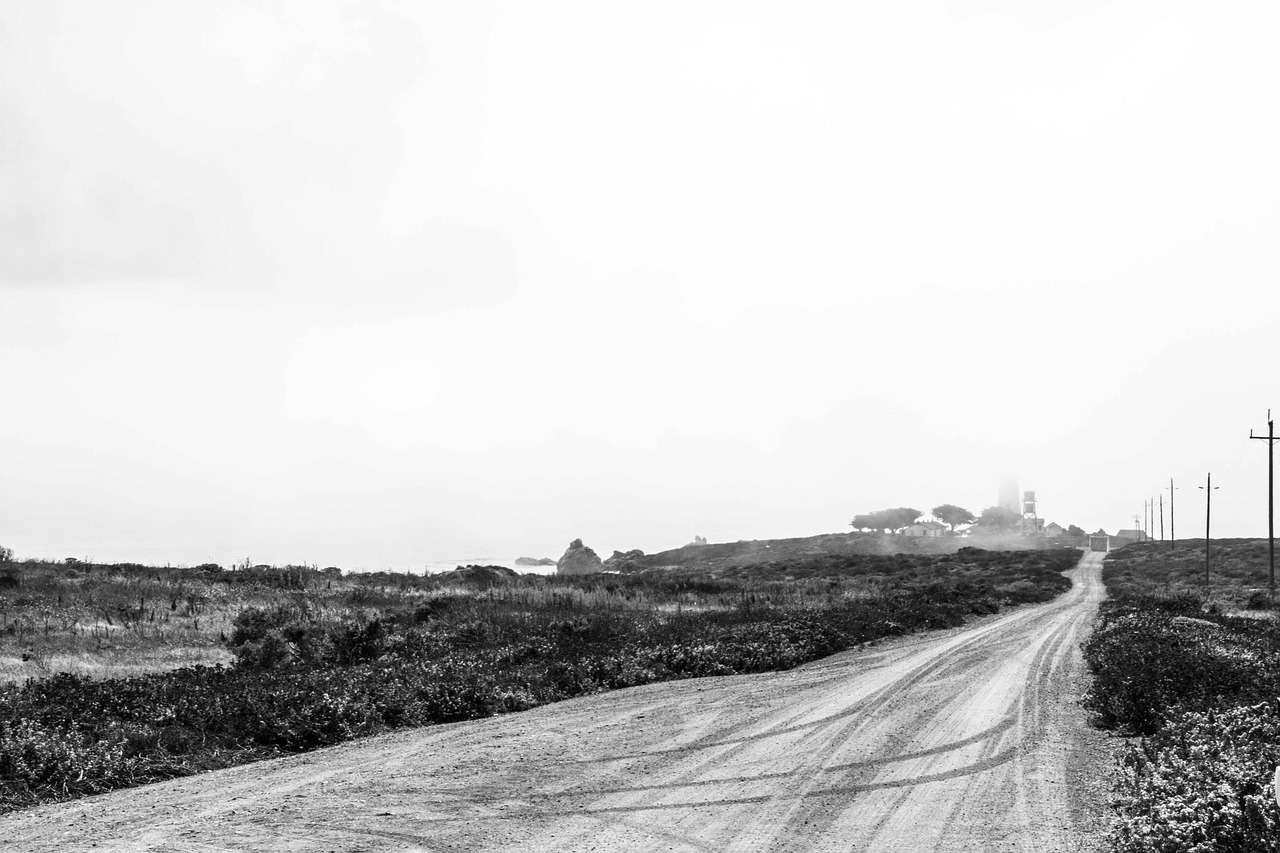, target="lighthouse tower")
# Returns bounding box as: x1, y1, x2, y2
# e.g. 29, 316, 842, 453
998, 474, 1020, 515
